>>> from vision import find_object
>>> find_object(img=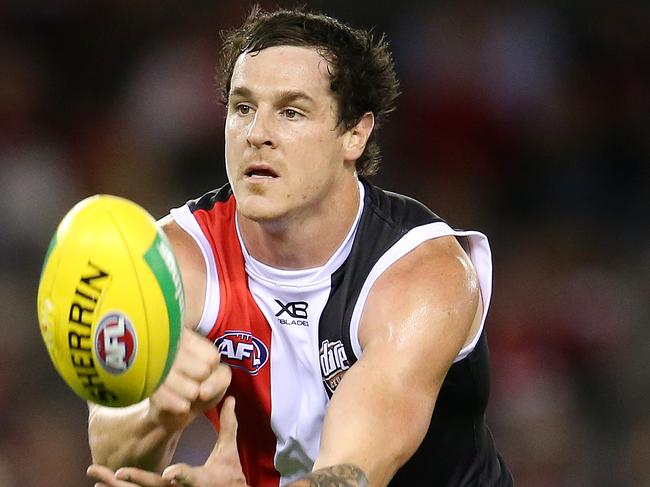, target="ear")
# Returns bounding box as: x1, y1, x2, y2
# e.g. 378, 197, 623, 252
342, 112, 375, 163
